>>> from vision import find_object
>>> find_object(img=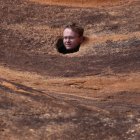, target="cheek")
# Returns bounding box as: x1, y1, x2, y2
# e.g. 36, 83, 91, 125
72, 39, 81, 44
63, 39, 66, 44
